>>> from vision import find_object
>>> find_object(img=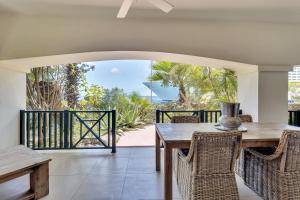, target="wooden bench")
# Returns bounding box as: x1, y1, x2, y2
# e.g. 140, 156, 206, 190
0, 145, 51, 200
